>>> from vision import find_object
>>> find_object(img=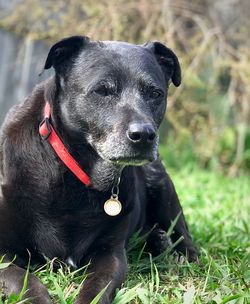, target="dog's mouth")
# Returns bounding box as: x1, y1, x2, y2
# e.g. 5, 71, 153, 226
94, 146, 156, 166
106, 146, 158, 166
90, 135, 158, 167
108, 156, 153, 166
